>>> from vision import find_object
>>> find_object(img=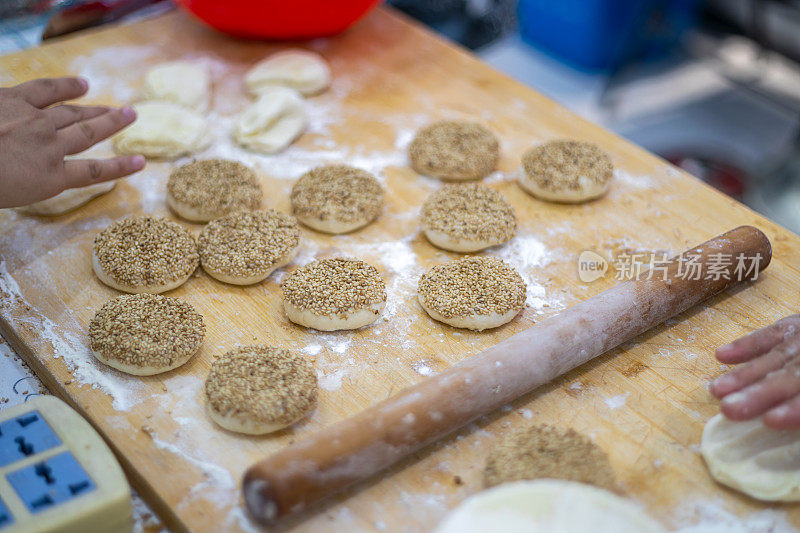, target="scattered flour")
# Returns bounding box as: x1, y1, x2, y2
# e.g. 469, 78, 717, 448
604, 392, 630, 410
673, 500, 798, 533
